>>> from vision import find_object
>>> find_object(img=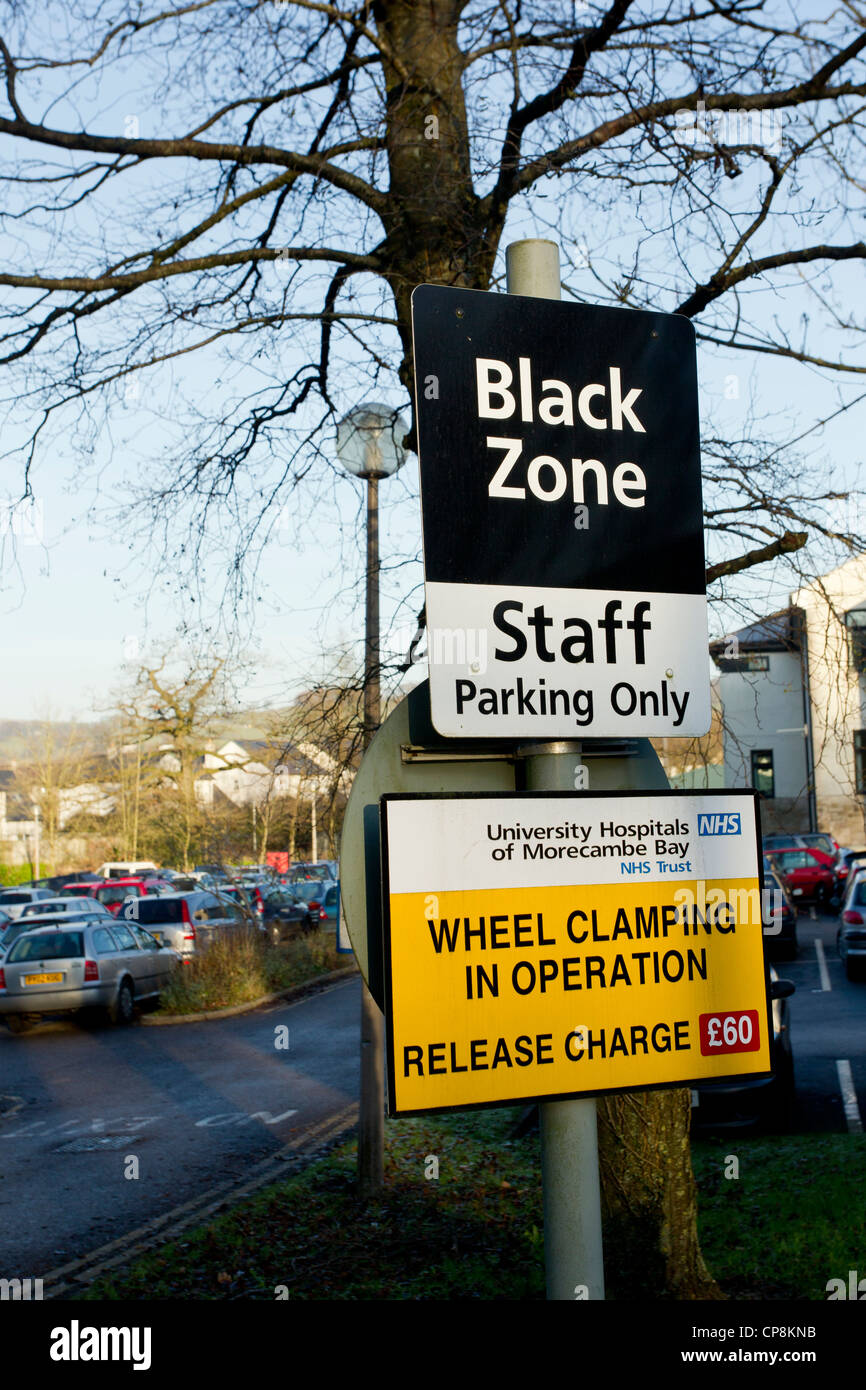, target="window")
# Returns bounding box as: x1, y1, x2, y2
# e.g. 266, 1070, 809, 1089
845, 609, 866, 673
856, 730, 866, 795
715, 653, 770, 673
751, 749, 775, 798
